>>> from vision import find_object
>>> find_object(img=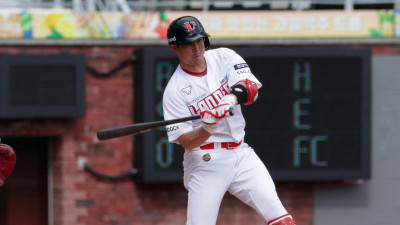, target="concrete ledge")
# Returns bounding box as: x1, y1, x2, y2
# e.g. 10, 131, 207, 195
0, 38, 399, 46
